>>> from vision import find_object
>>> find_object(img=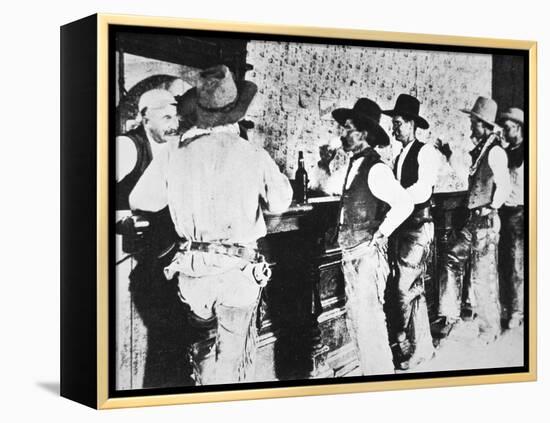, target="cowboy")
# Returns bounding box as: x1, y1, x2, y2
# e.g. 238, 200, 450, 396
164, 65, 292, 385
382, 94, 440, 369
116, 89, 194, 388
117, 88, 179, 213
332, 98, 414, 375
498, 107, 525, 329
438, 97, 510, 343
